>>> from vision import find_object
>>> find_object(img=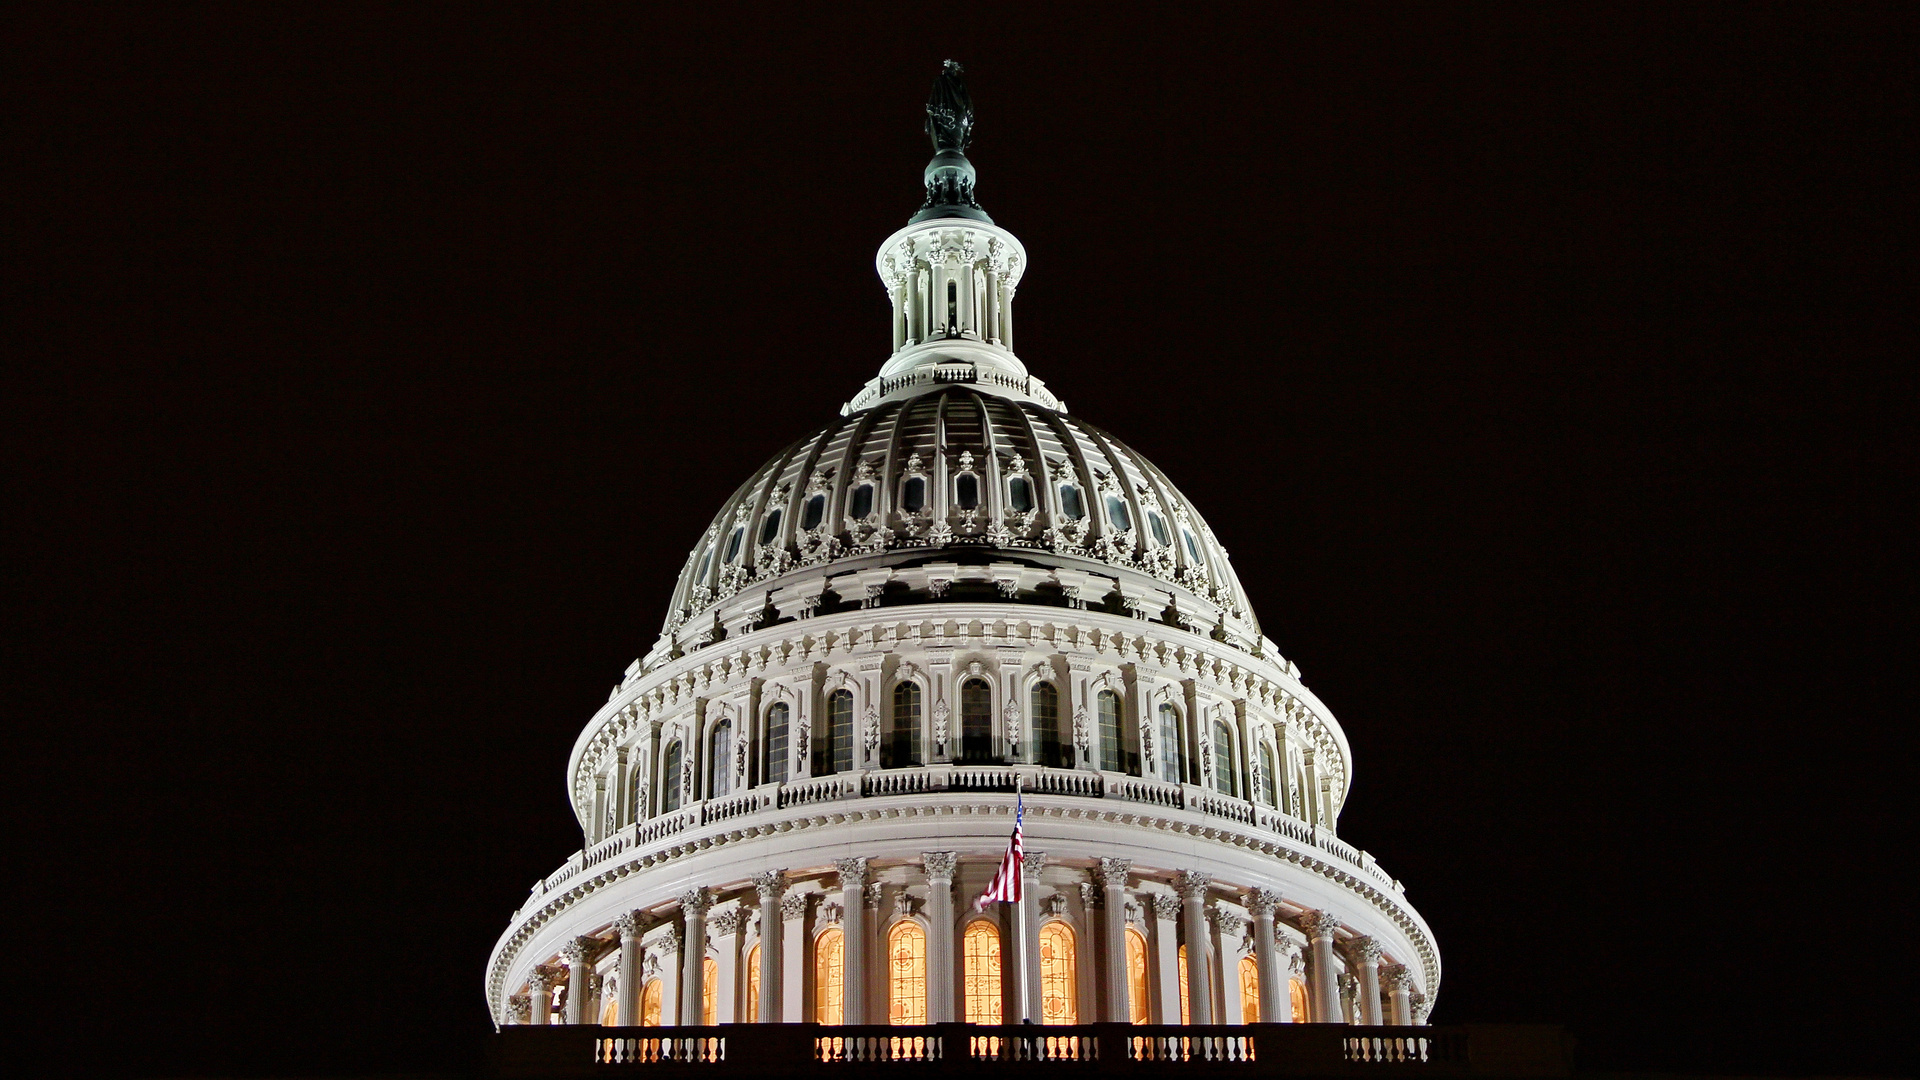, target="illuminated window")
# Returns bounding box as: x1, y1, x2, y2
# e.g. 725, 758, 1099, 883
662, 741, 682, 812
888, 921, 928, 1024
1039, 921, 1077, 1025
703, 956, 717, 1025
744, 944, 761, 1023
962, 920, 1002, 1024
1212, 718, 1236, 796
889, 682, 922, 768
960, 678, 993, 764
1125, 926, 1150, 1024
1240, 956, 1260, 1023
815, 927, 845, 1024
1178, 944, 1190, 1025
602, 994, 617, 1026
1032, 681, 1066, 768
709, 718, 732, 799
1159, 704, 1183, 785
765, 703, 789, 785
641, 979, 662, 1027
1289, 978, 1309, 1023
